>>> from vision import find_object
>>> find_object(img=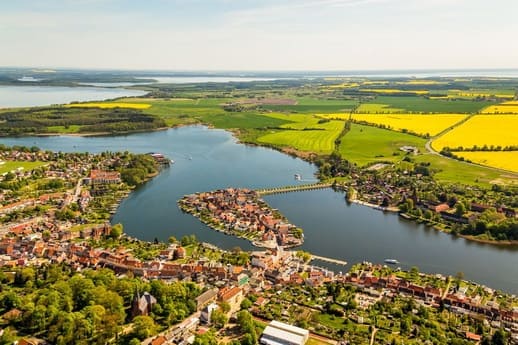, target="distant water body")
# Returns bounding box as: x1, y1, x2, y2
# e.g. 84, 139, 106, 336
0, 85, 146, 108
303, 68, 518, 78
